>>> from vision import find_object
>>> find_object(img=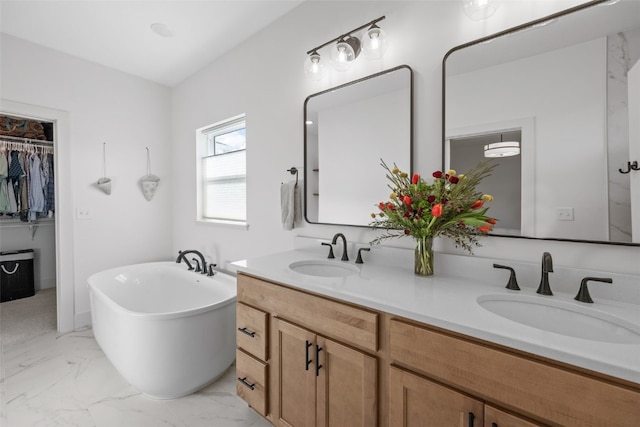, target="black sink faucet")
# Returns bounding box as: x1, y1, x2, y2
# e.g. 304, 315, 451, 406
331, 233, 349, 261
536, 252, 553, 295
176, 250, 207, 274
